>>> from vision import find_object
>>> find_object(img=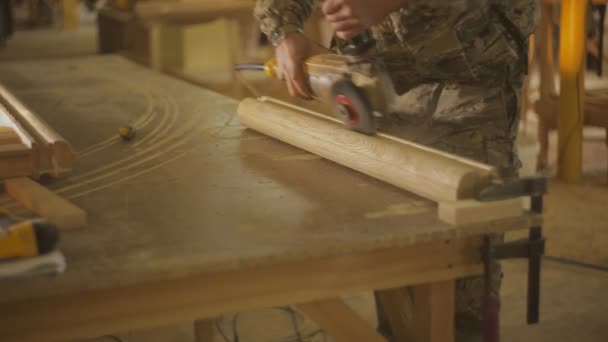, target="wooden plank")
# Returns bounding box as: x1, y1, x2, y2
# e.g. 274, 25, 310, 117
237, 97, 496, 202
438, 199, 523, 225
0, 238, 482, 342
298, 298, 386, 342
413, 280, 455, 342
4, 177, 86, 230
